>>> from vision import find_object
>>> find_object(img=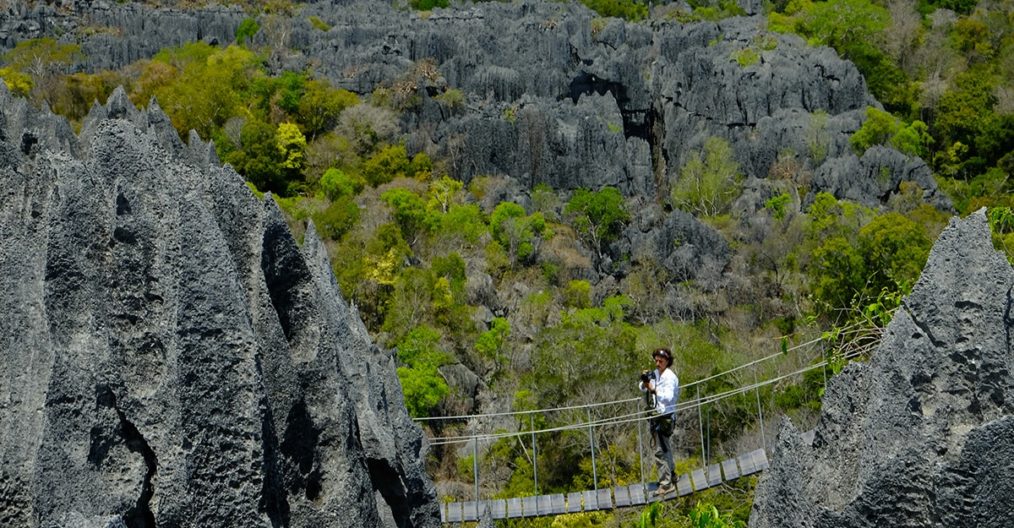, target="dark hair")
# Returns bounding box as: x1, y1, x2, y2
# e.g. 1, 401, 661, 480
652, 348, 673, 368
